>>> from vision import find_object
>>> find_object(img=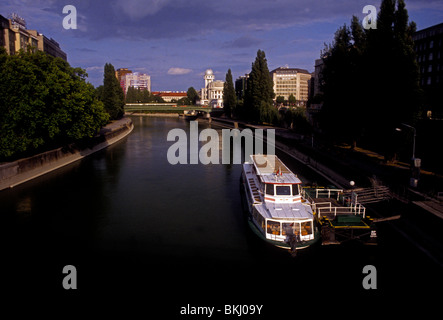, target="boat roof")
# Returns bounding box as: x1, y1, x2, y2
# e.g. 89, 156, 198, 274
251, 154, 302, 184
256, 202, 313, 220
